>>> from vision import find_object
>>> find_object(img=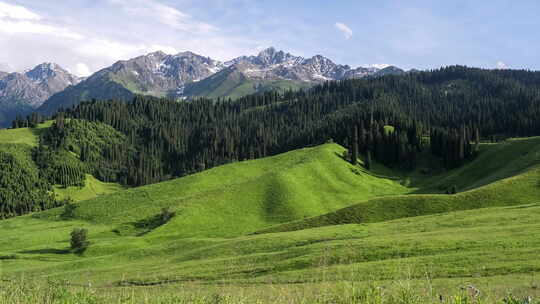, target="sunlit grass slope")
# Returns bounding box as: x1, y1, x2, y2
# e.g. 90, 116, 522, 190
260, 138, 540, 234
54, 174, 124, 202
0, 120, 52, 147
2, 199, 540, 289
39, 143, 409, 238
415, 136, 540, 192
